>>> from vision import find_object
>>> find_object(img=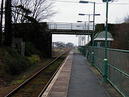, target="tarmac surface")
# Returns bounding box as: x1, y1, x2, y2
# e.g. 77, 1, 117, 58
67, 53, 111, 97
